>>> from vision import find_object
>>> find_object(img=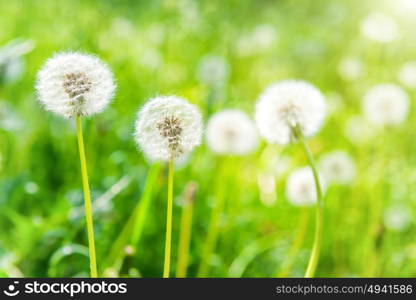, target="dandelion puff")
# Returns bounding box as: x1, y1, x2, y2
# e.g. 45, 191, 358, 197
36, 51, 116, 118
134, 95, 203, 162
398, 61, 416, 89
196, 55, 229, 86
360, 12, 399, 43
363, 84, 409, 126
337, 57, 363, 81
383, 206, 411, 231
319, 151, 355, 185
285, 167, 326, 206
255, 79, 326, 145
206, 109, 258, 155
